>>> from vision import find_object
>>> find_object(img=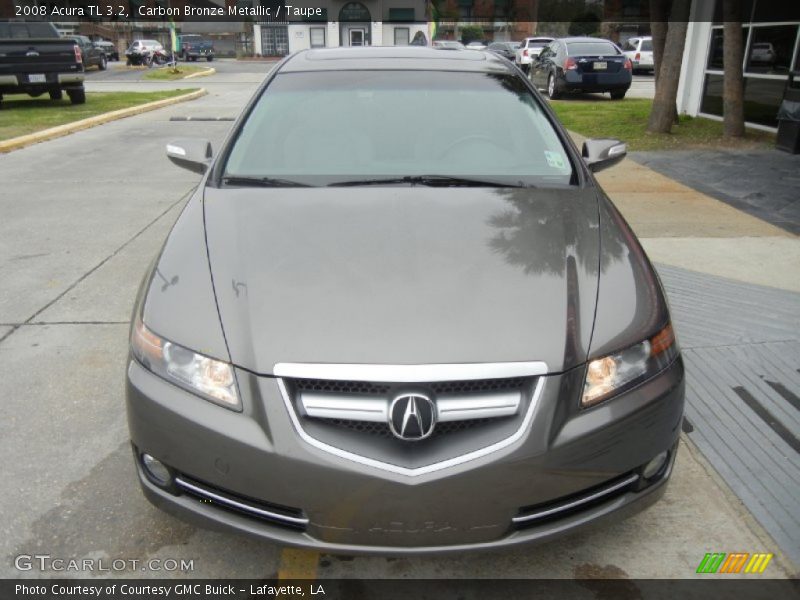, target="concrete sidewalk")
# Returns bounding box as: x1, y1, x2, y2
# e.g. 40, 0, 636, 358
632, 149, 800, 235
593, 156, 800, 571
